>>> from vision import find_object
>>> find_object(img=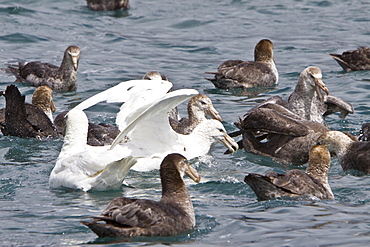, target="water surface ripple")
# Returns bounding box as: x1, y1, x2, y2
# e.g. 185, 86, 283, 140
0, 0, 370, 246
